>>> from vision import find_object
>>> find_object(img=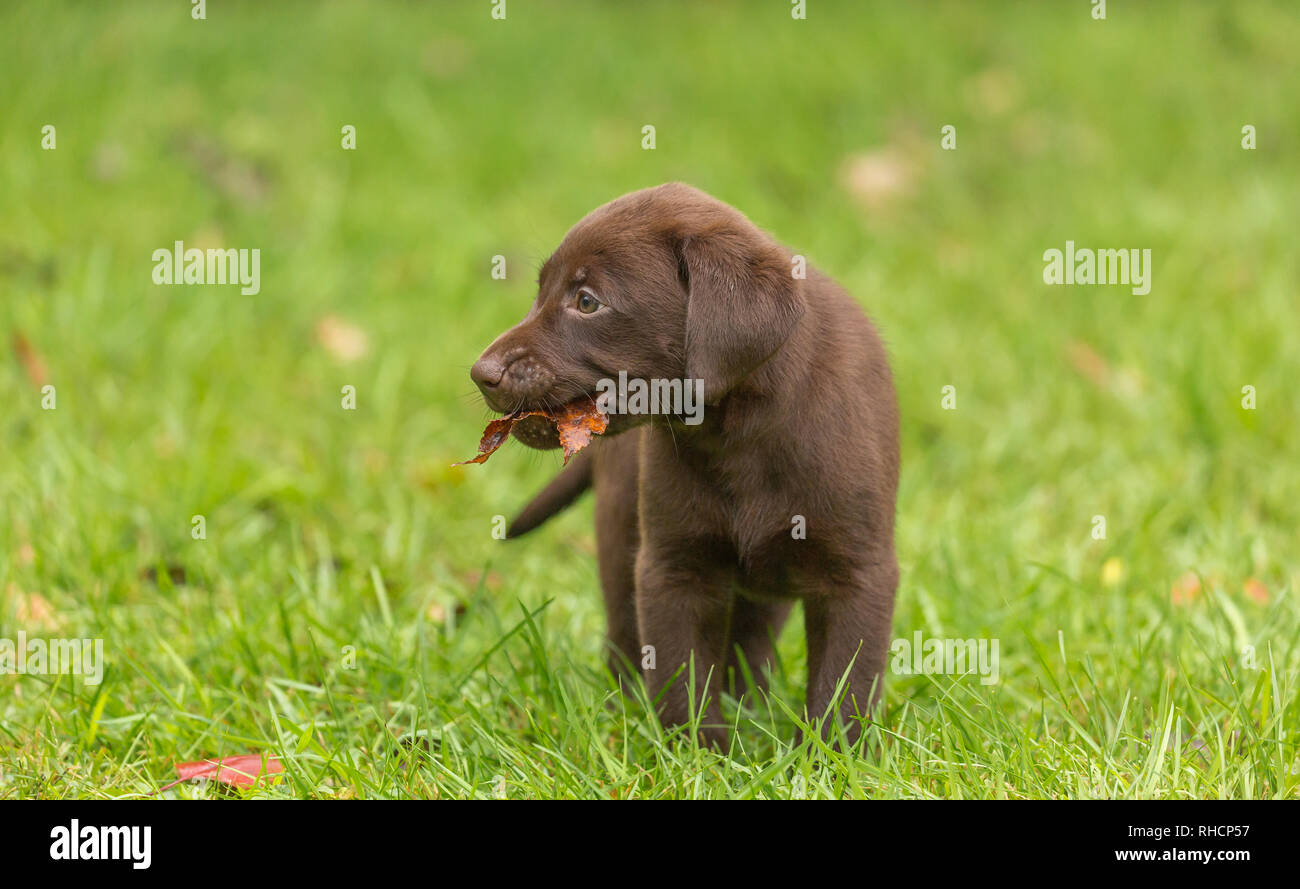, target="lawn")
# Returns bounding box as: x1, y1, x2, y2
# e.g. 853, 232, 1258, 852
2, 0, 1298, 799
